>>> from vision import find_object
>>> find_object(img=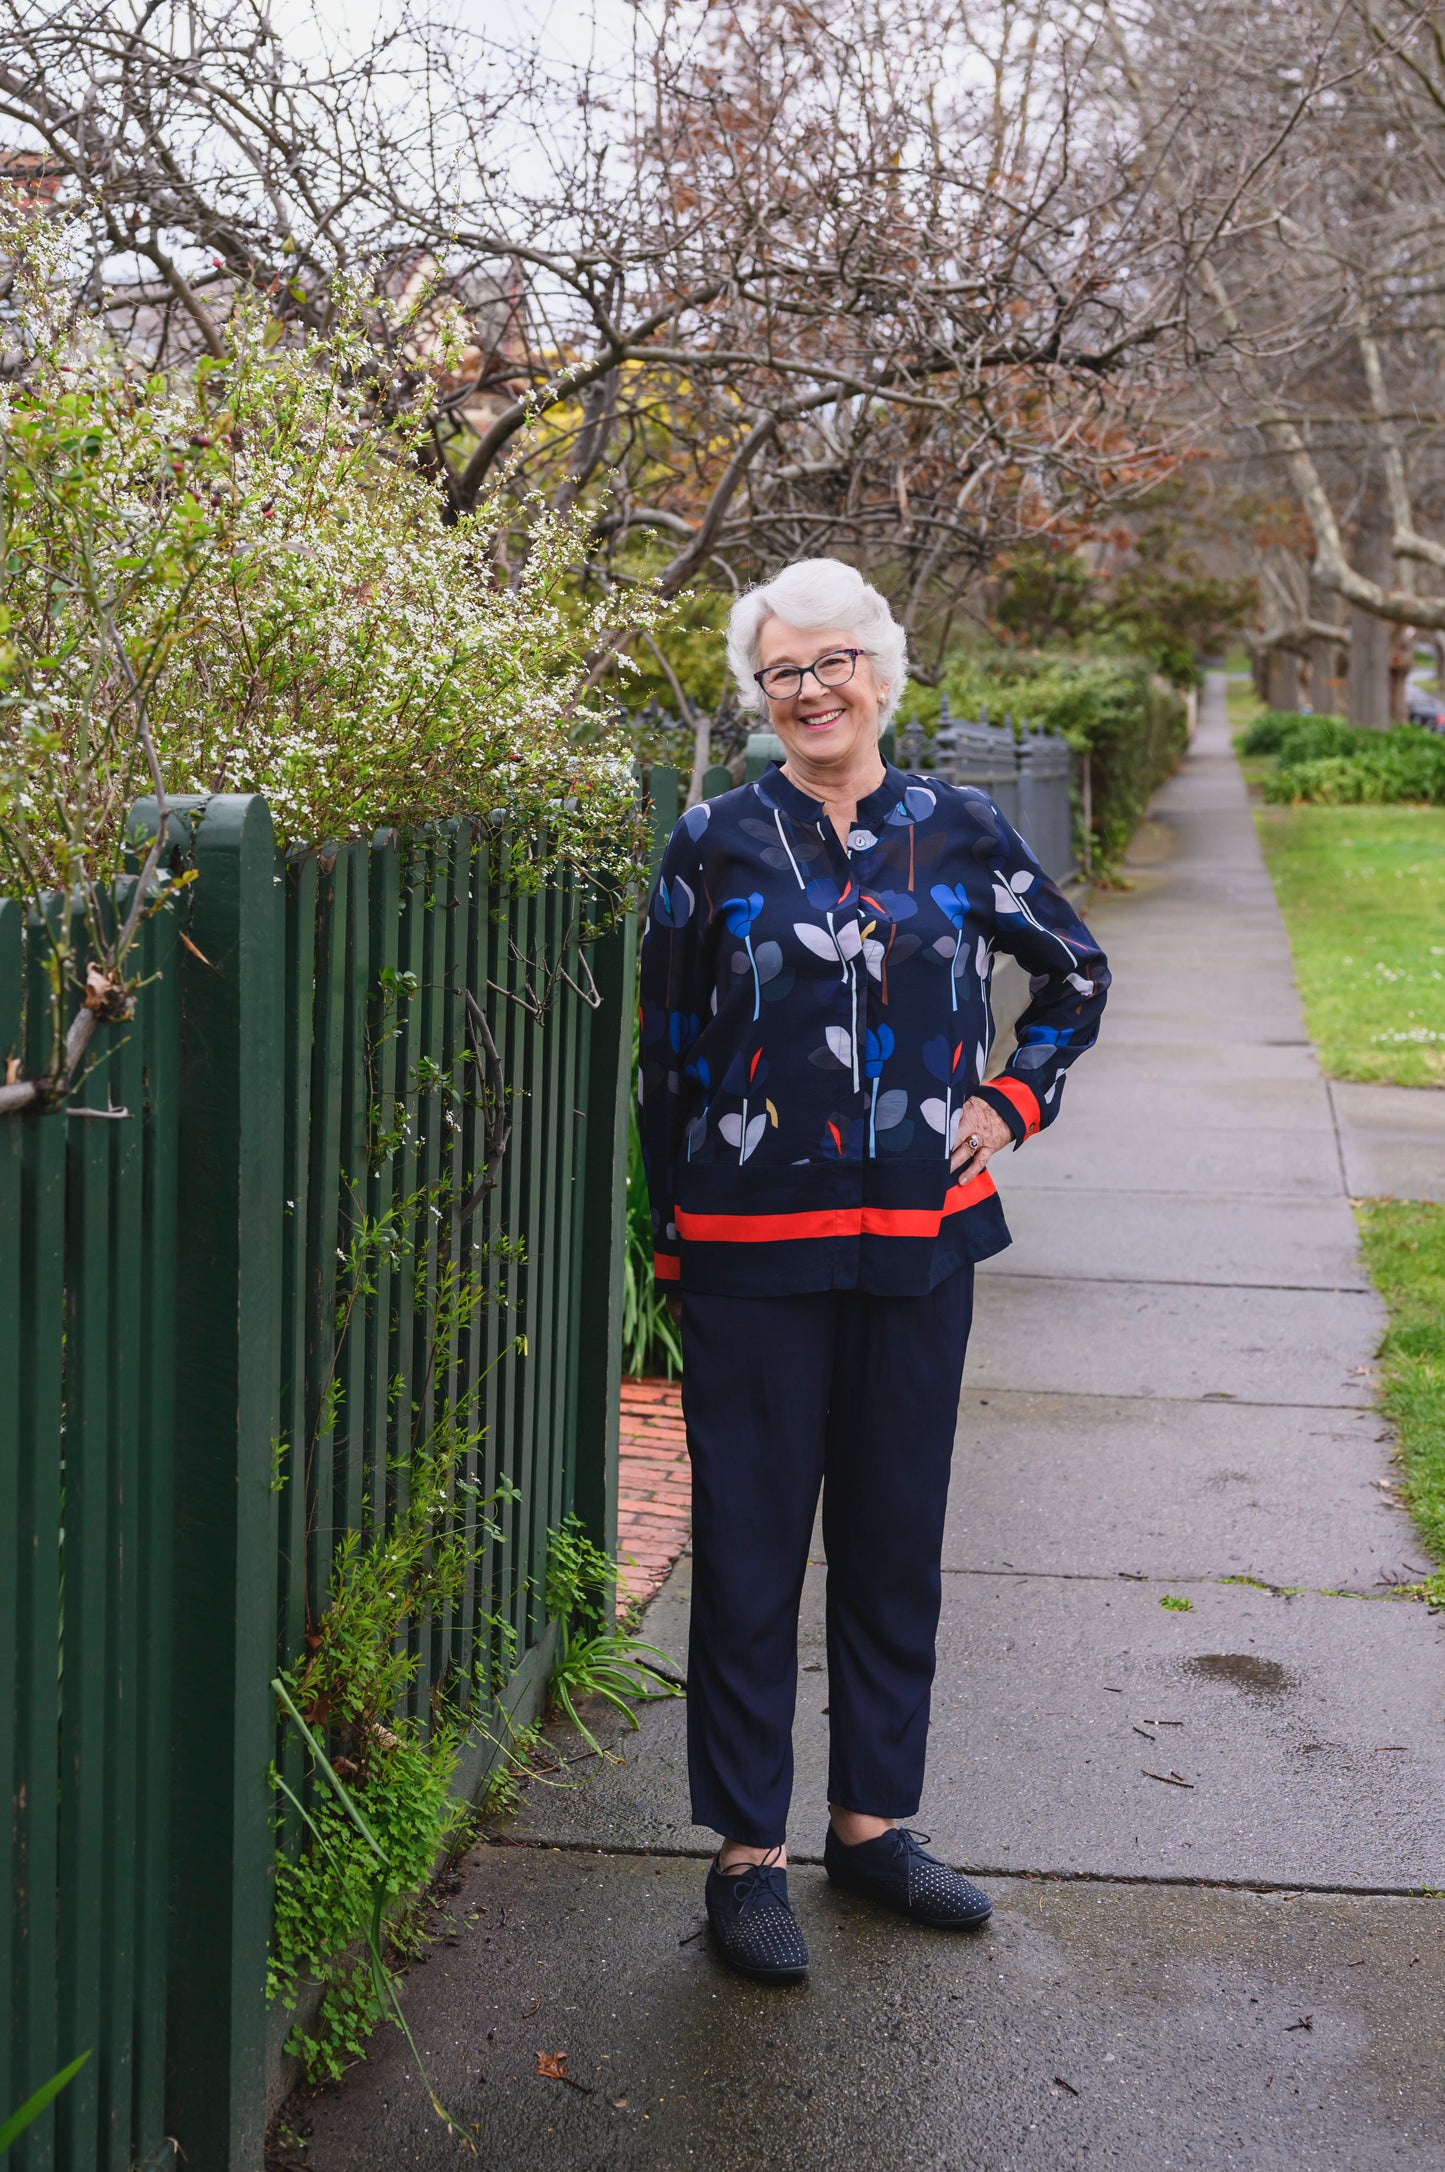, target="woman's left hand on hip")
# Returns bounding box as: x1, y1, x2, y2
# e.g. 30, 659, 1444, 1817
950, 1097, 1014, 1178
